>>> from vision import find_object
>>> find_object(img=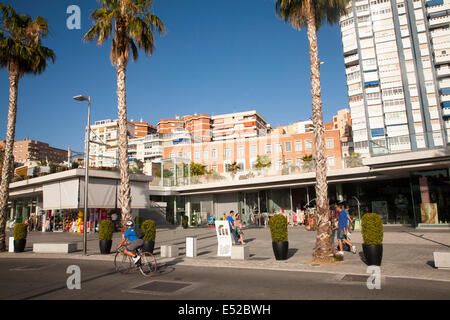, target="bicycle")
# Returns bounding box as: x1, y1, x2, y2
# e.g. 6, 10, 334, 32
114, 246, 157, 278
